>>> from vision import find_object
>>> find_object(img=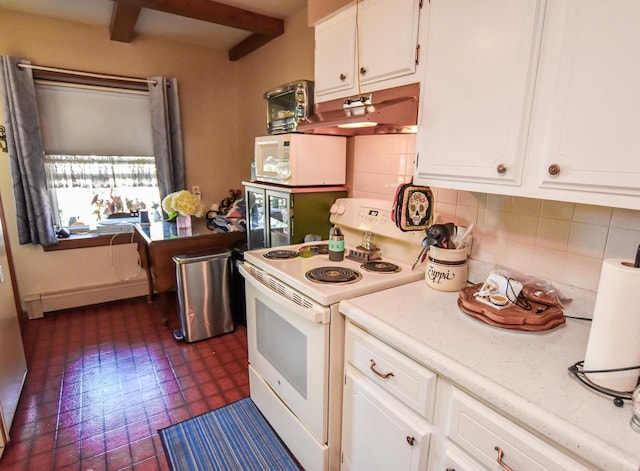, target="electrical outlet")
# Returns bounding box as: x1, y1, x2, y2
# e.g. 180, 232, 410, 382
192, 185, 201, 200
